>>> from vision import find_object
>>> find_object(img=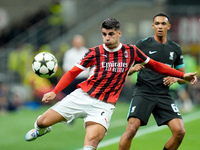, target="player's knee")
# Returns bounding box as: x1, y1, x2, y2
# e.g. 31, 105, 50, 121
178, 128, 185, 139
174, 127, 185, 140
36, 117, 49, 128
125, 122, 139, 138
